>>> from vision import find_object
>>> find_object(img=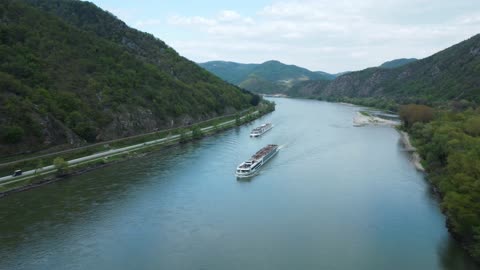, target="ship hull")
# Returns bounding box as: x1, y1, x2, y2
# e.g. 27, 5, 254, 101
235, 147, 278, 178
250, 124, 273, 137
